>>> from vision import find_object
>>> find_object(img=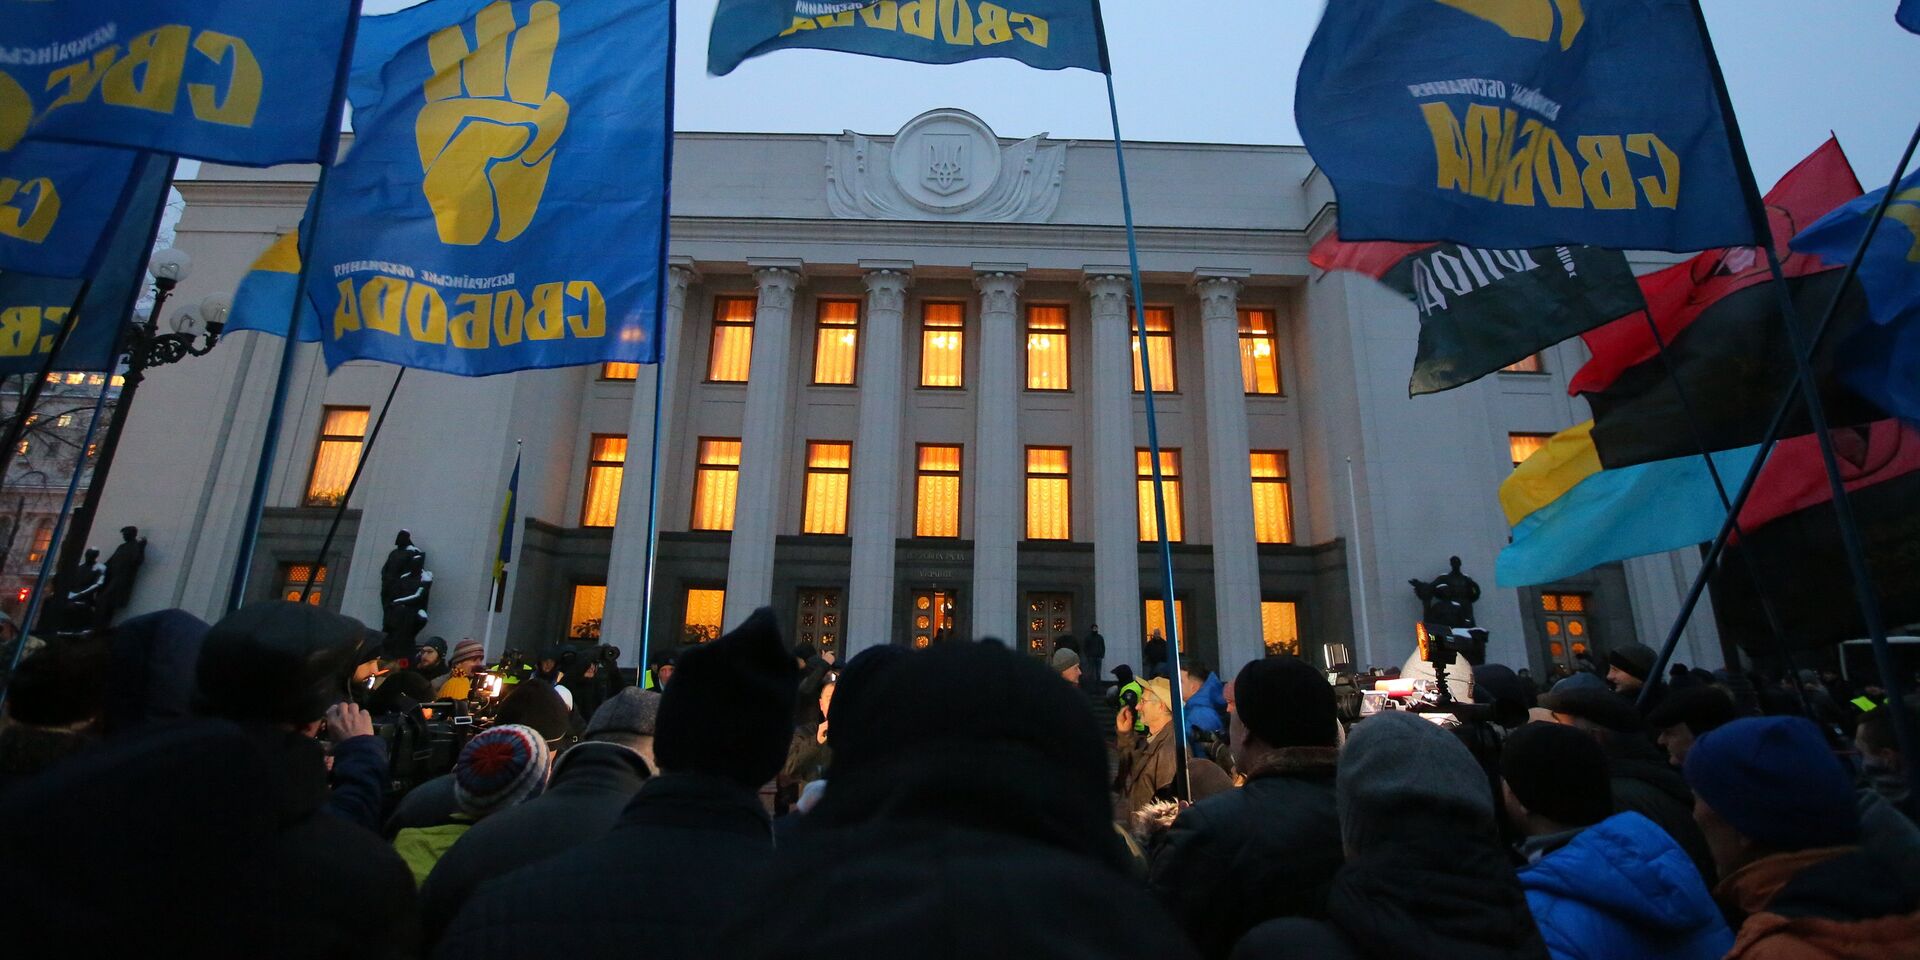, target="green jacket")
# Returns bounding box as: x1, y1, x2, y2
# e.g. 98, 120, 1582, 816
393, 819, 472, 886
1120, 680, 1147, 733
